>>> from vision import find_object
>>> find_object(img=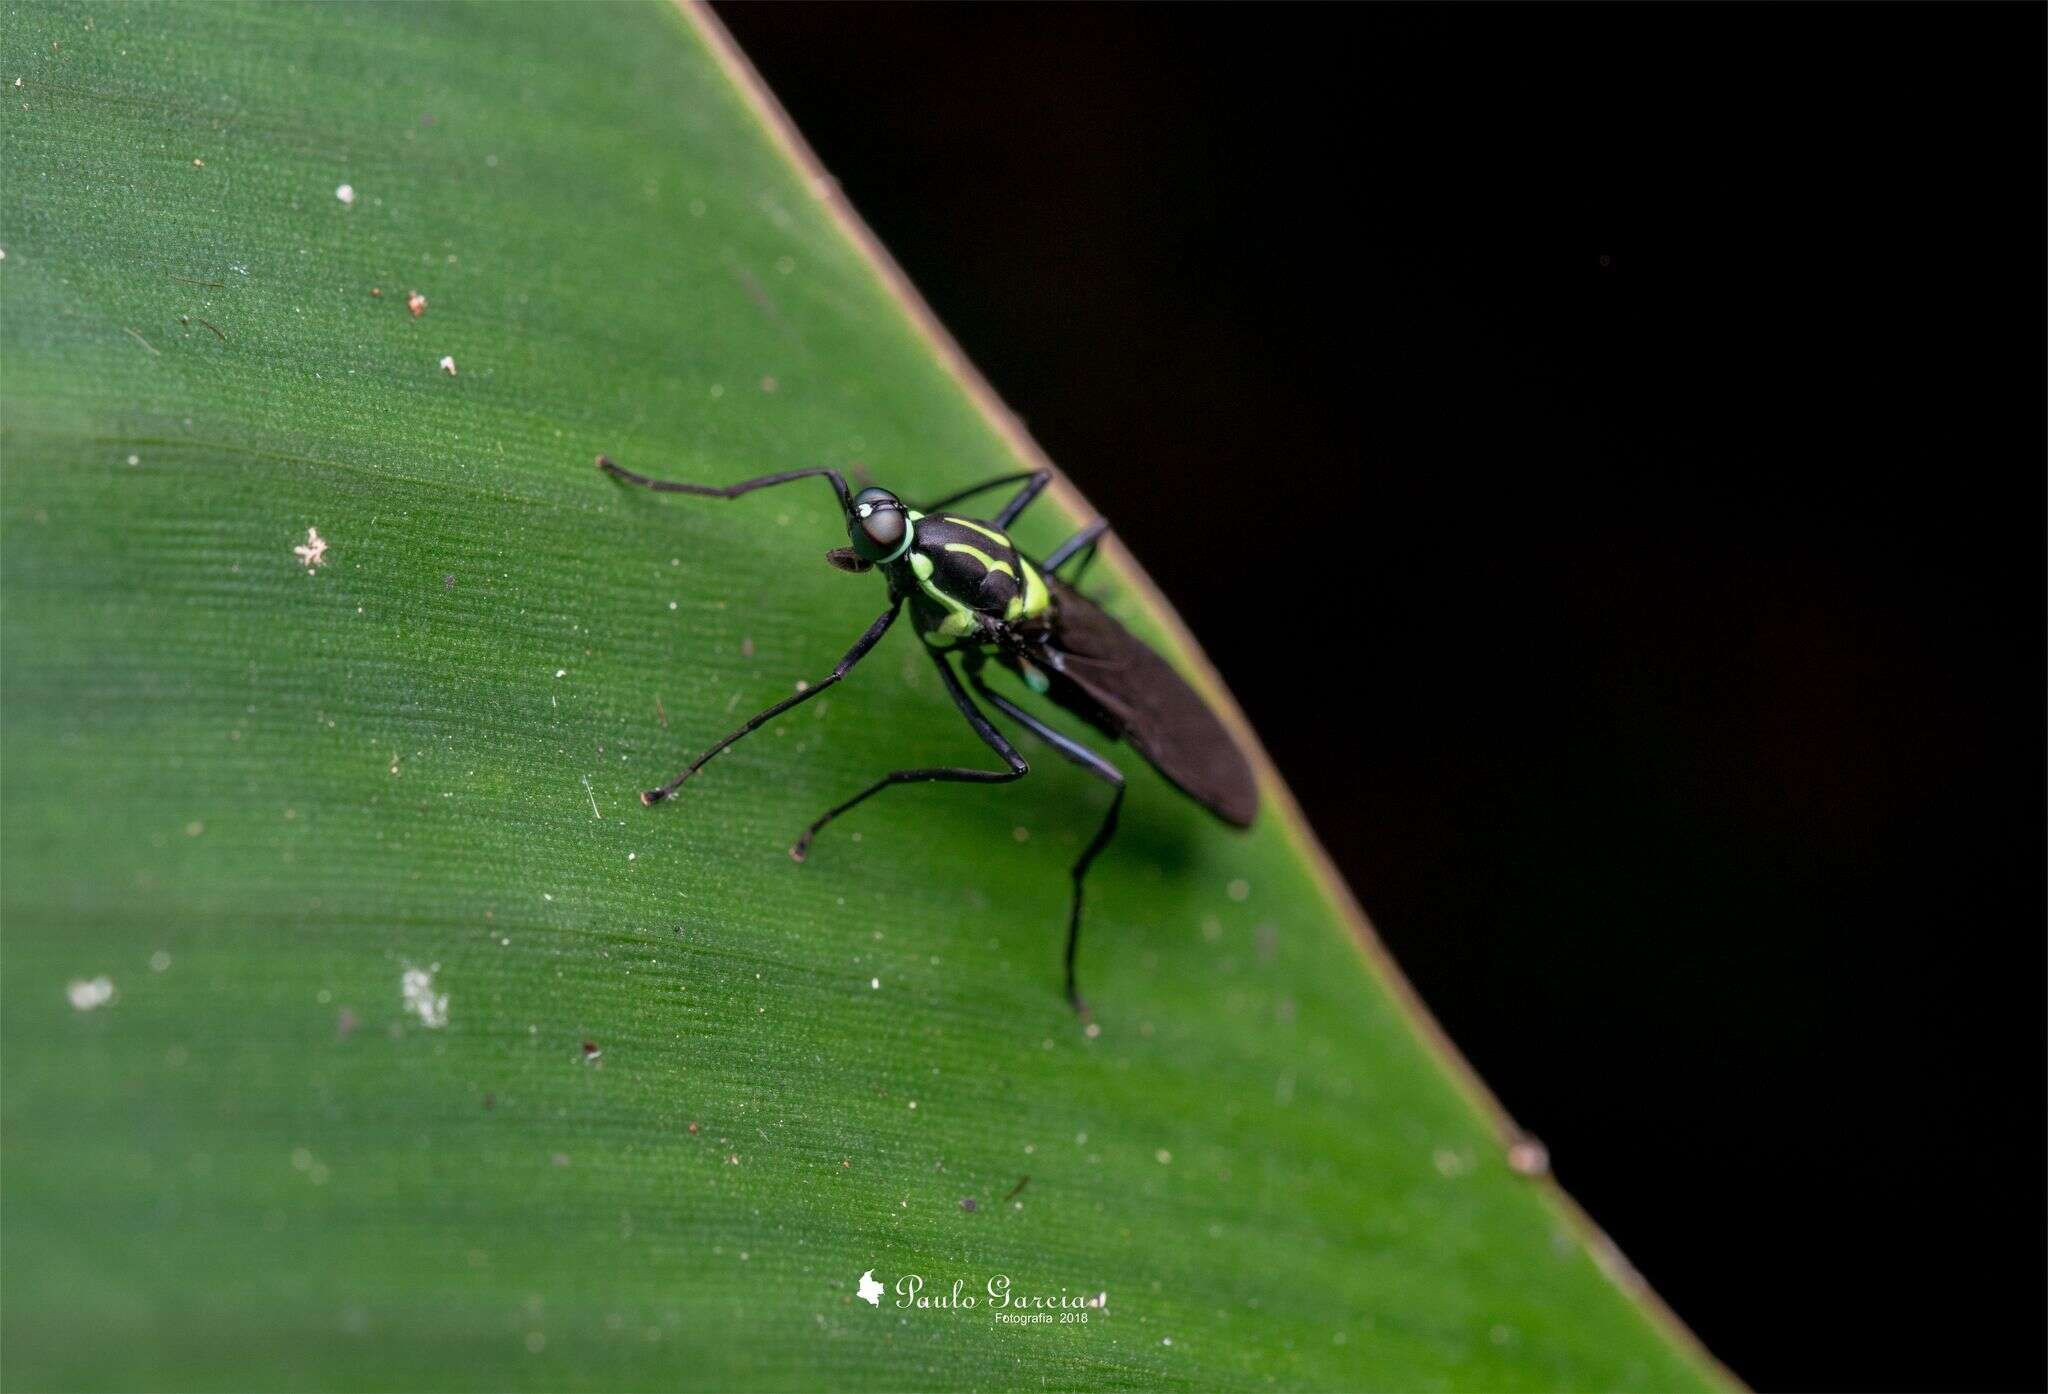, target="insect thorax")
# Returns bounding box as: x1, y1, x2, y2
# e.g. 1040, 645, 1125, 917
896, 512, 1050, 647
